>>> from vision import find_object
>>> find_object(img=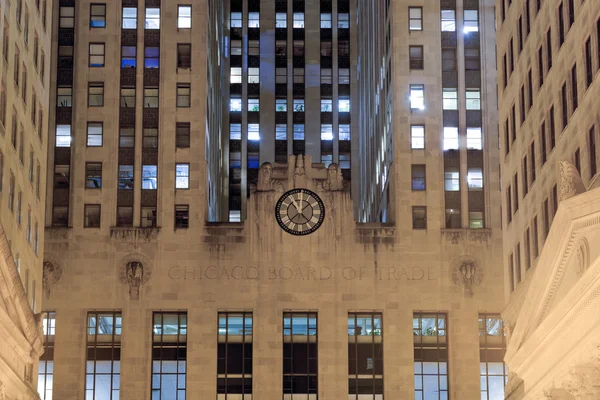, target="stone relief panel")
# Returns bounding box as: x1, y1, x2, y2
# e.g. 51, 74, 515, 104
118, 253, 153, 300
449, 255, 484, 297
42, 255, 63, 300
